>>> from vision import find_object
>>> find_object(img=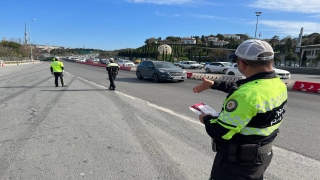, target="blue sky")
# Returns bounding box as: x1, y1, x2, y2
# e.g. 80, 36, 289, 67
1, 0, 320, 50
